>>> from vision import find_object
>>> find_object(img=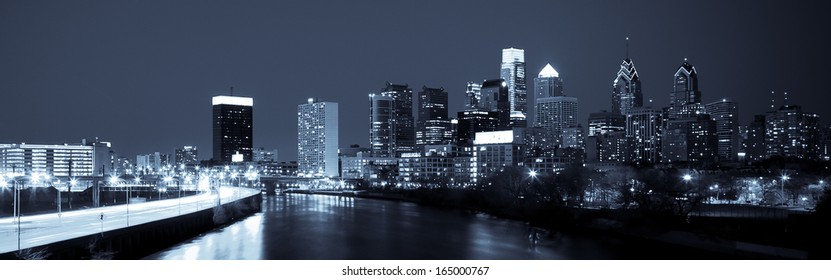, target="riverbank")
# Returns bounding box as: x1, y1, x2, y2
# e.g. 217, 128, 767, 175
284, 189, 824, 259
